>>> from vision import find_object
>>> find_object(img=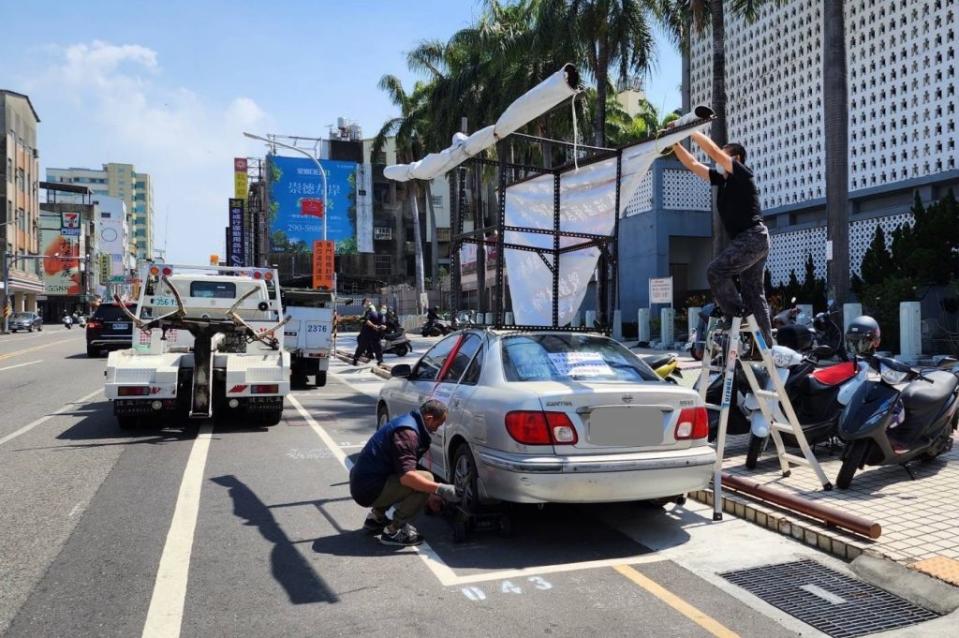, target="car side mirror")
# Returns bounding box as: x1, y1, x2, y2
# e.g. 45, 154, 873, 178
391, 364, 412, 378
